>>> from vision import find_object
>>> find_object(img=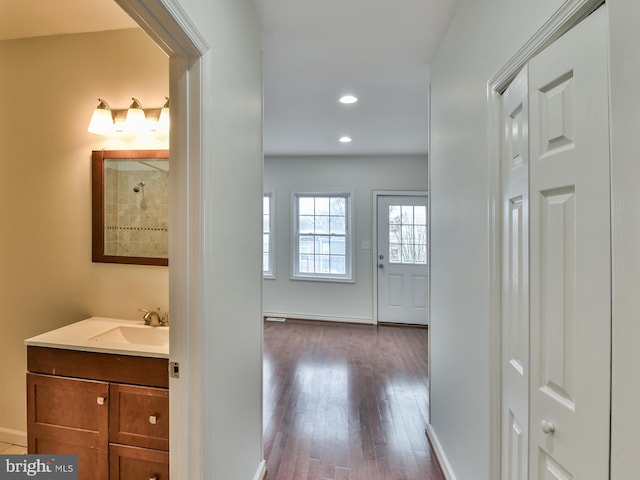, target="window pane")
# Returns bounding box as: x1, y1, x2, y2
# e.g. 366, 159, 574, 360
315, 236, 330, 254
263, 234, 269, 253
299, 197, 315, 215
330, 236, 345, 255
263, 215, 270, 233
401, 205, 414, 224
330, 256, 346, 274
390, 244, 401, 263
389, 224, 401, 243
389, 205, 401, 224
414, 225, 427, 245
299, 254, 313, 273
401, 225, 413, 243
415, 244, 427, 264
402, 244, 414, 263
263, 196, 270, 214
316, 197, 330, 215
414, 205, 426, 224
315, 254, 330, 273
315, 215, 330, 234
263, 253, 269, 271
330, 197, 345, 215
299, 215, 314, 234
299, 235, 315, 254
330, 215, 345, 234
